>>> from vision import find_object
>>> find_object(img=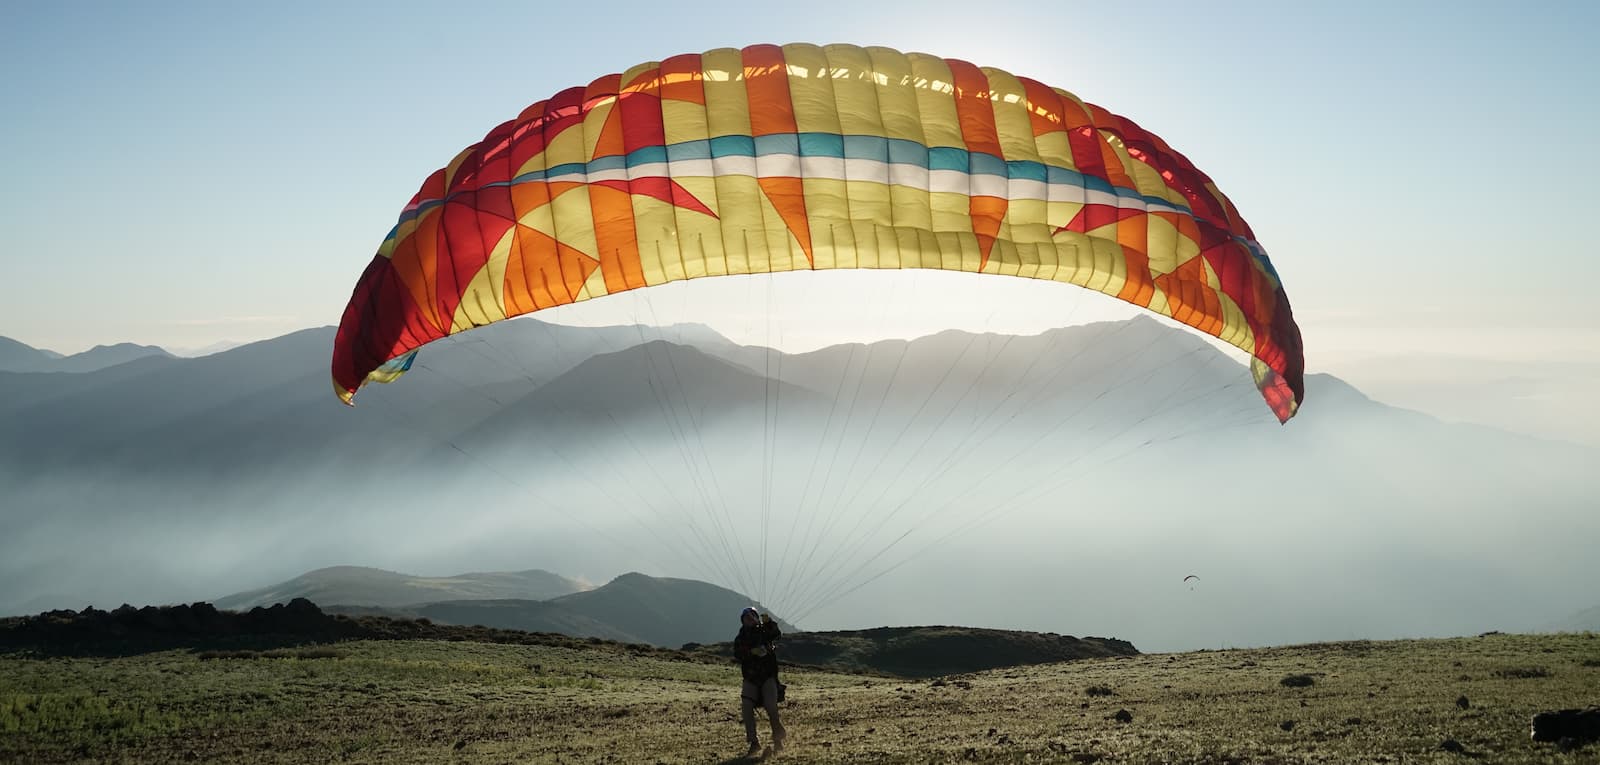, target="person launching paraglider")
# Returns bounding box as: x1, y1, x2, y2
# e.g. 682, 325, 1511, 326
735, 606, 786, 756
